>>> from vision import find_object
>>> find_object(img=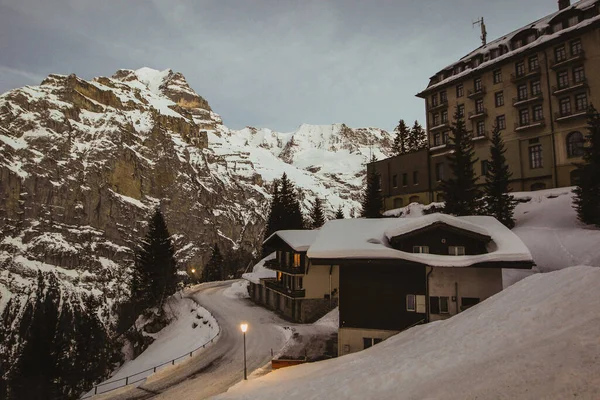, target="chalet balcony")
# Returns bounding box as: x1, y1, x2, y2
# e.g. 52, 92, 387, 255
467, 86, 486, 99
468, 108, 487, 120
510, 65, 541, 83
514, 118, 546, 132
550, 50, 586, 69
429, 122, 450, 132
512, 93, 544, 107
552, 78, 588, 96
264, 279, 306, 298
429, 99, 448, 112
554, 110, 588, 123
264, 259, 305, 275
